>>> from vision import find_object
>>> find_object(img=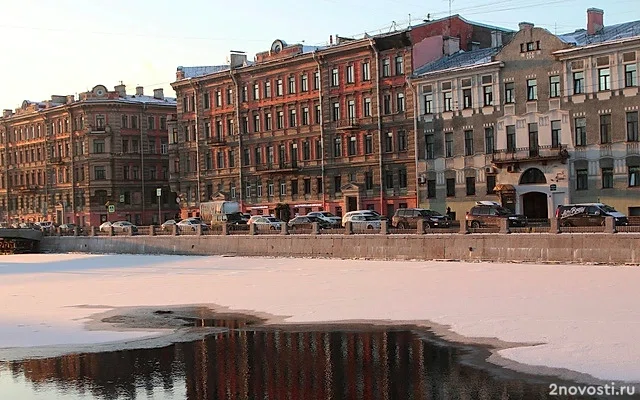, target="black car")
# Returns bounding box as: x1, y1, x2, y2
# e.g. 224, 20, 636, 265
287, 215, 332, 230
466, 202, 528, 228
